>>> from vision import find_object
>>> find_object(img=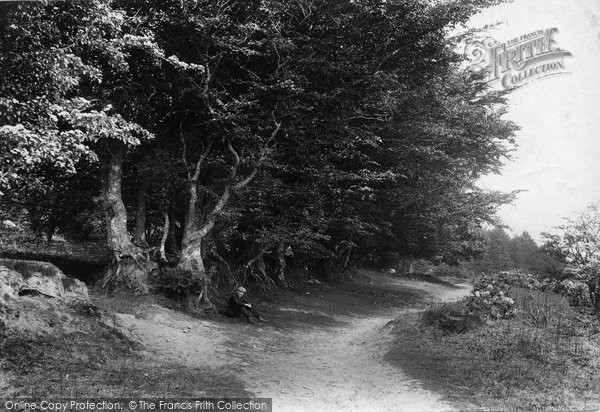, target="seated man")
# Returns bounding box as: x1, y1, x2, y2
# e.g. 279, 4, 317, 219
220, 286, 266, 323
